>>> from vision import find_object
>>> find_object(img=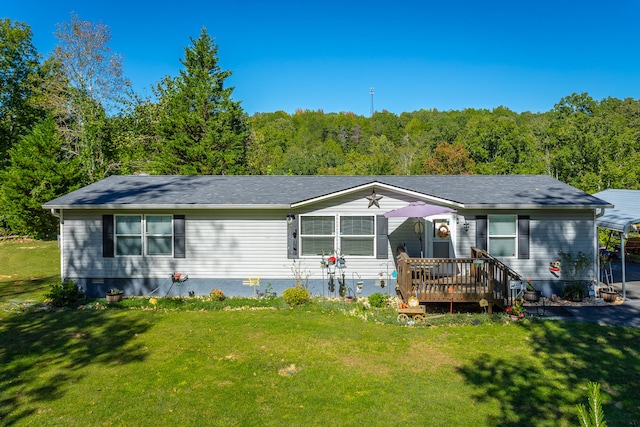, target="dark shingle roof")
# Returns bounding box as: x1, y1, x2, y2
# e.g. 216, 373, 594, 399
43, 175, 611, 209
